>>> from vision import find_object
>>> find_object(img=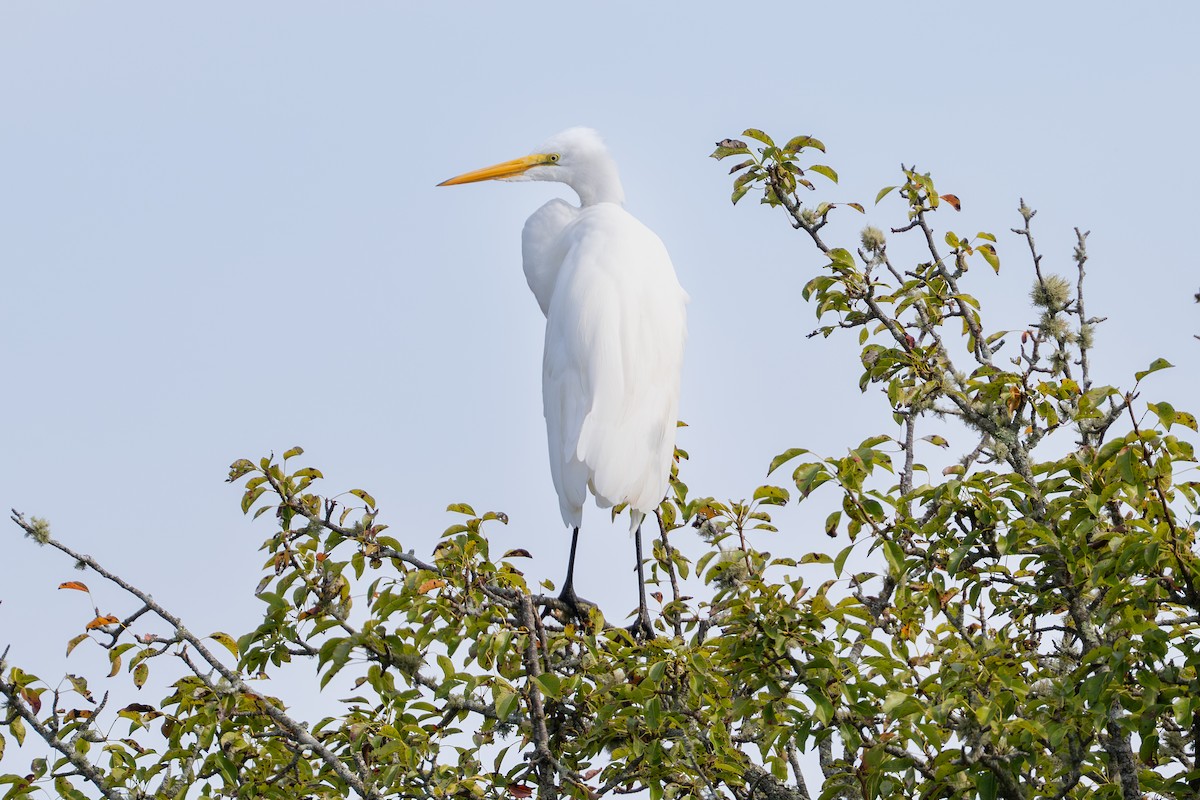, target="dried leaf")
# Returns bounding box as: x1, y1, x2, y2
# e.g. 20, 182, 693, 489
58, 581, 89, 593
21, 687, 41, 715
120, 703, 156, 714
940, 193, 961, 211
502, 548, 533, 559
66, 674, 94, 702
